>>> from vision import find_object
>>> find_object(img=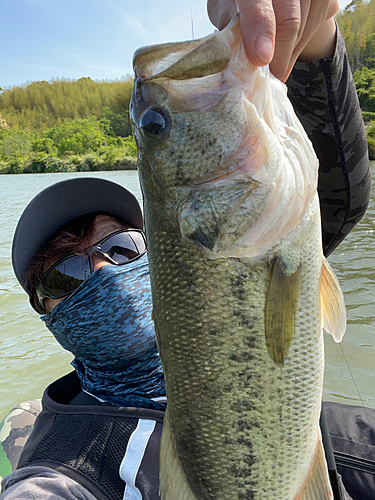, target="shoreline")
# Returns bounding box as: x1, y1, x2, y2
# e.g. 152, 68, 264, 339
0, 156, 138, 174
